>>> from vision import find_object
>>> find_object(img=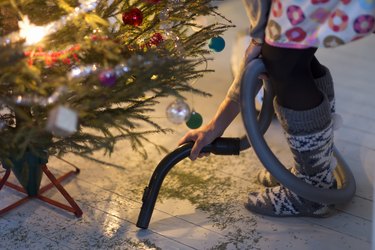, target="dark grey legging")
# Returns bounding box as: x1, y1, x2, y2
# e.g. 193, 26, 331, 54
261, 43, 326, 111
